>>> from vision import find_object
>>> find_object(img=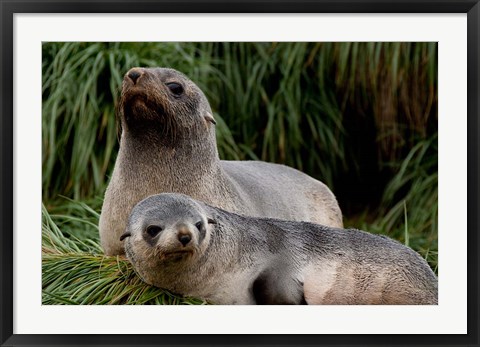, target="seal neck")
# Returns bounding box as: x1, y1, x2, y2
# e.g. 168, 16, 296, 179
118, 129, 225, 193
